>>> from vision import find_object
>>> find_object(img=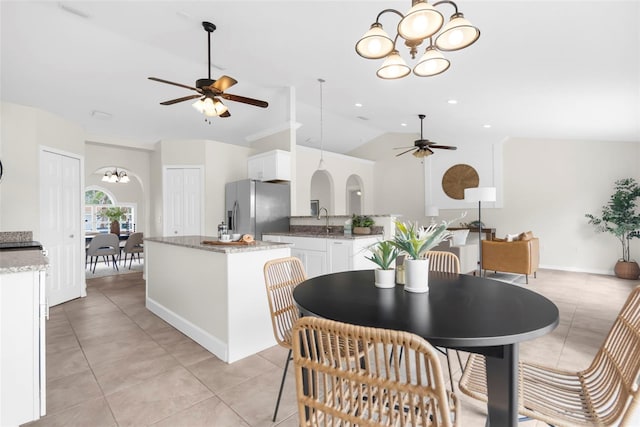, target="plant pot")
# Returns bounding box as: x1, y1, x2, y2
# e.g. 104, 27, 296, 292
110, 220, 120, 235
374, 269, 396, 288
614, 260, 640, 280
404, 258, 430, 293
353, 226, 371, 235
